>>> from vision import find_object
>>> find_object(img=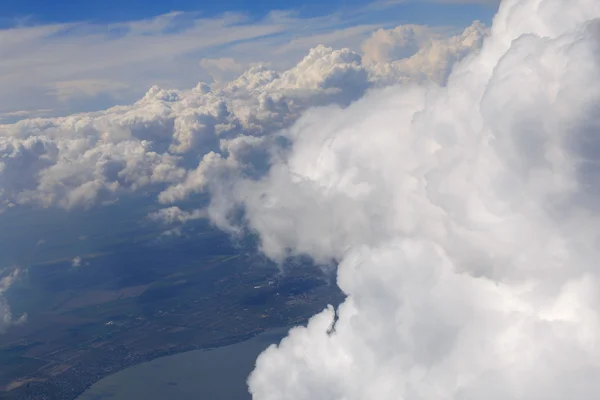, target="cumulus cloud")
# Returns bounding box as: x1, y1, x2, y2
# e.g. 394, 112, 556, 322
365, 21, 488, 85
197, 0, 600, 398
200, 57, 247, 83
0, 27, 480, 214
148, 206, 207, 224
71, 256, 82, 268
362, 24, 441, 64
0, 130, 185, 210
0, 269, 26, 334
